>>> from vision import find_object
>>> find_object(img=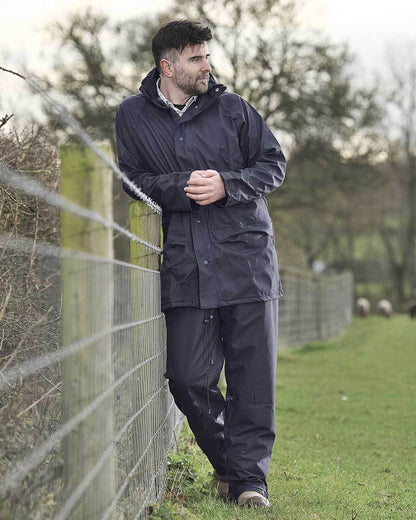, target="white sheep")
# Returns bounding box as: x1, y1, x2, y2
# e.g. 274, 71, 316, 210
356, 298, 370, 317
377, 299, 393, 318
